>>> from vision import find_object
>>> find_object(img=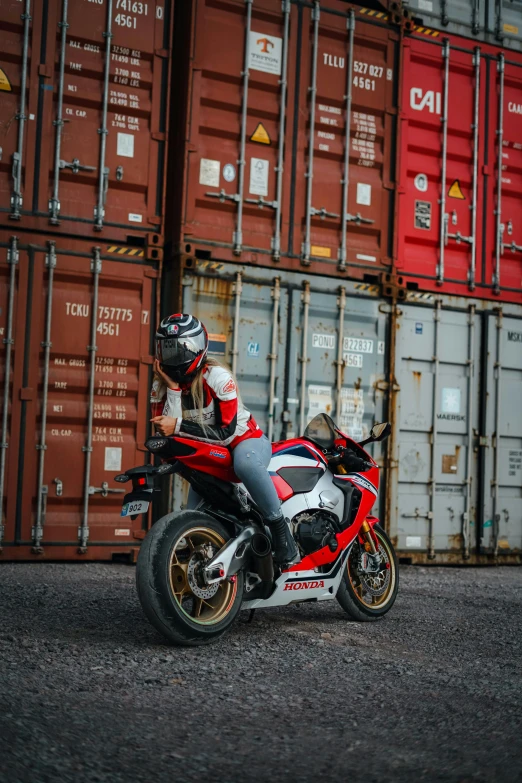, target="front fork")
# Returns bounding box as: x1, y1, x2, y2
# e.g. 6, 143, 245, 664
359, 520, 382, 571
360, 520, 378, 554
